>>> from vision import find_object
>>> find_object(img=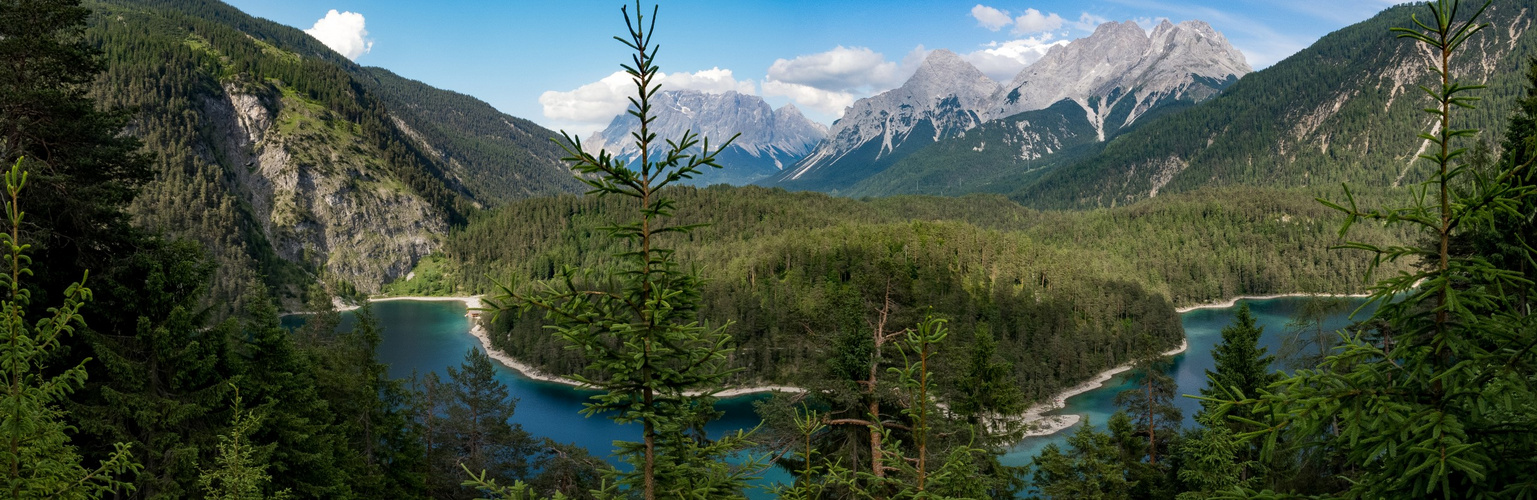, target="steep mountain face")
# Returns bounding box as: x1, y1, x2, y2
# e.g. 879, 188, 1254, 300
362, 68, 583, 205
588, 90, 825, 185
994, 20, 1250, 141
88, 0, 580, 303
1012, 0, 1535, 209
781, 21, 1249, 195
769, 49, 1000, 192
